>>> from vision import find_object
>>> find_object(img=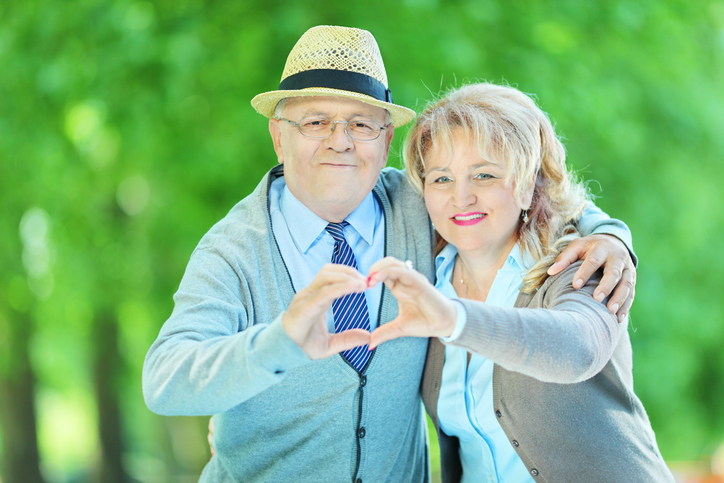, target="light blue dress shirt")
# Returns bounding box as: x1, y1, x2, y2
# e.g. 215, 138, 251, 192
269, 176, 385, 331
436, 242, 536, 483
